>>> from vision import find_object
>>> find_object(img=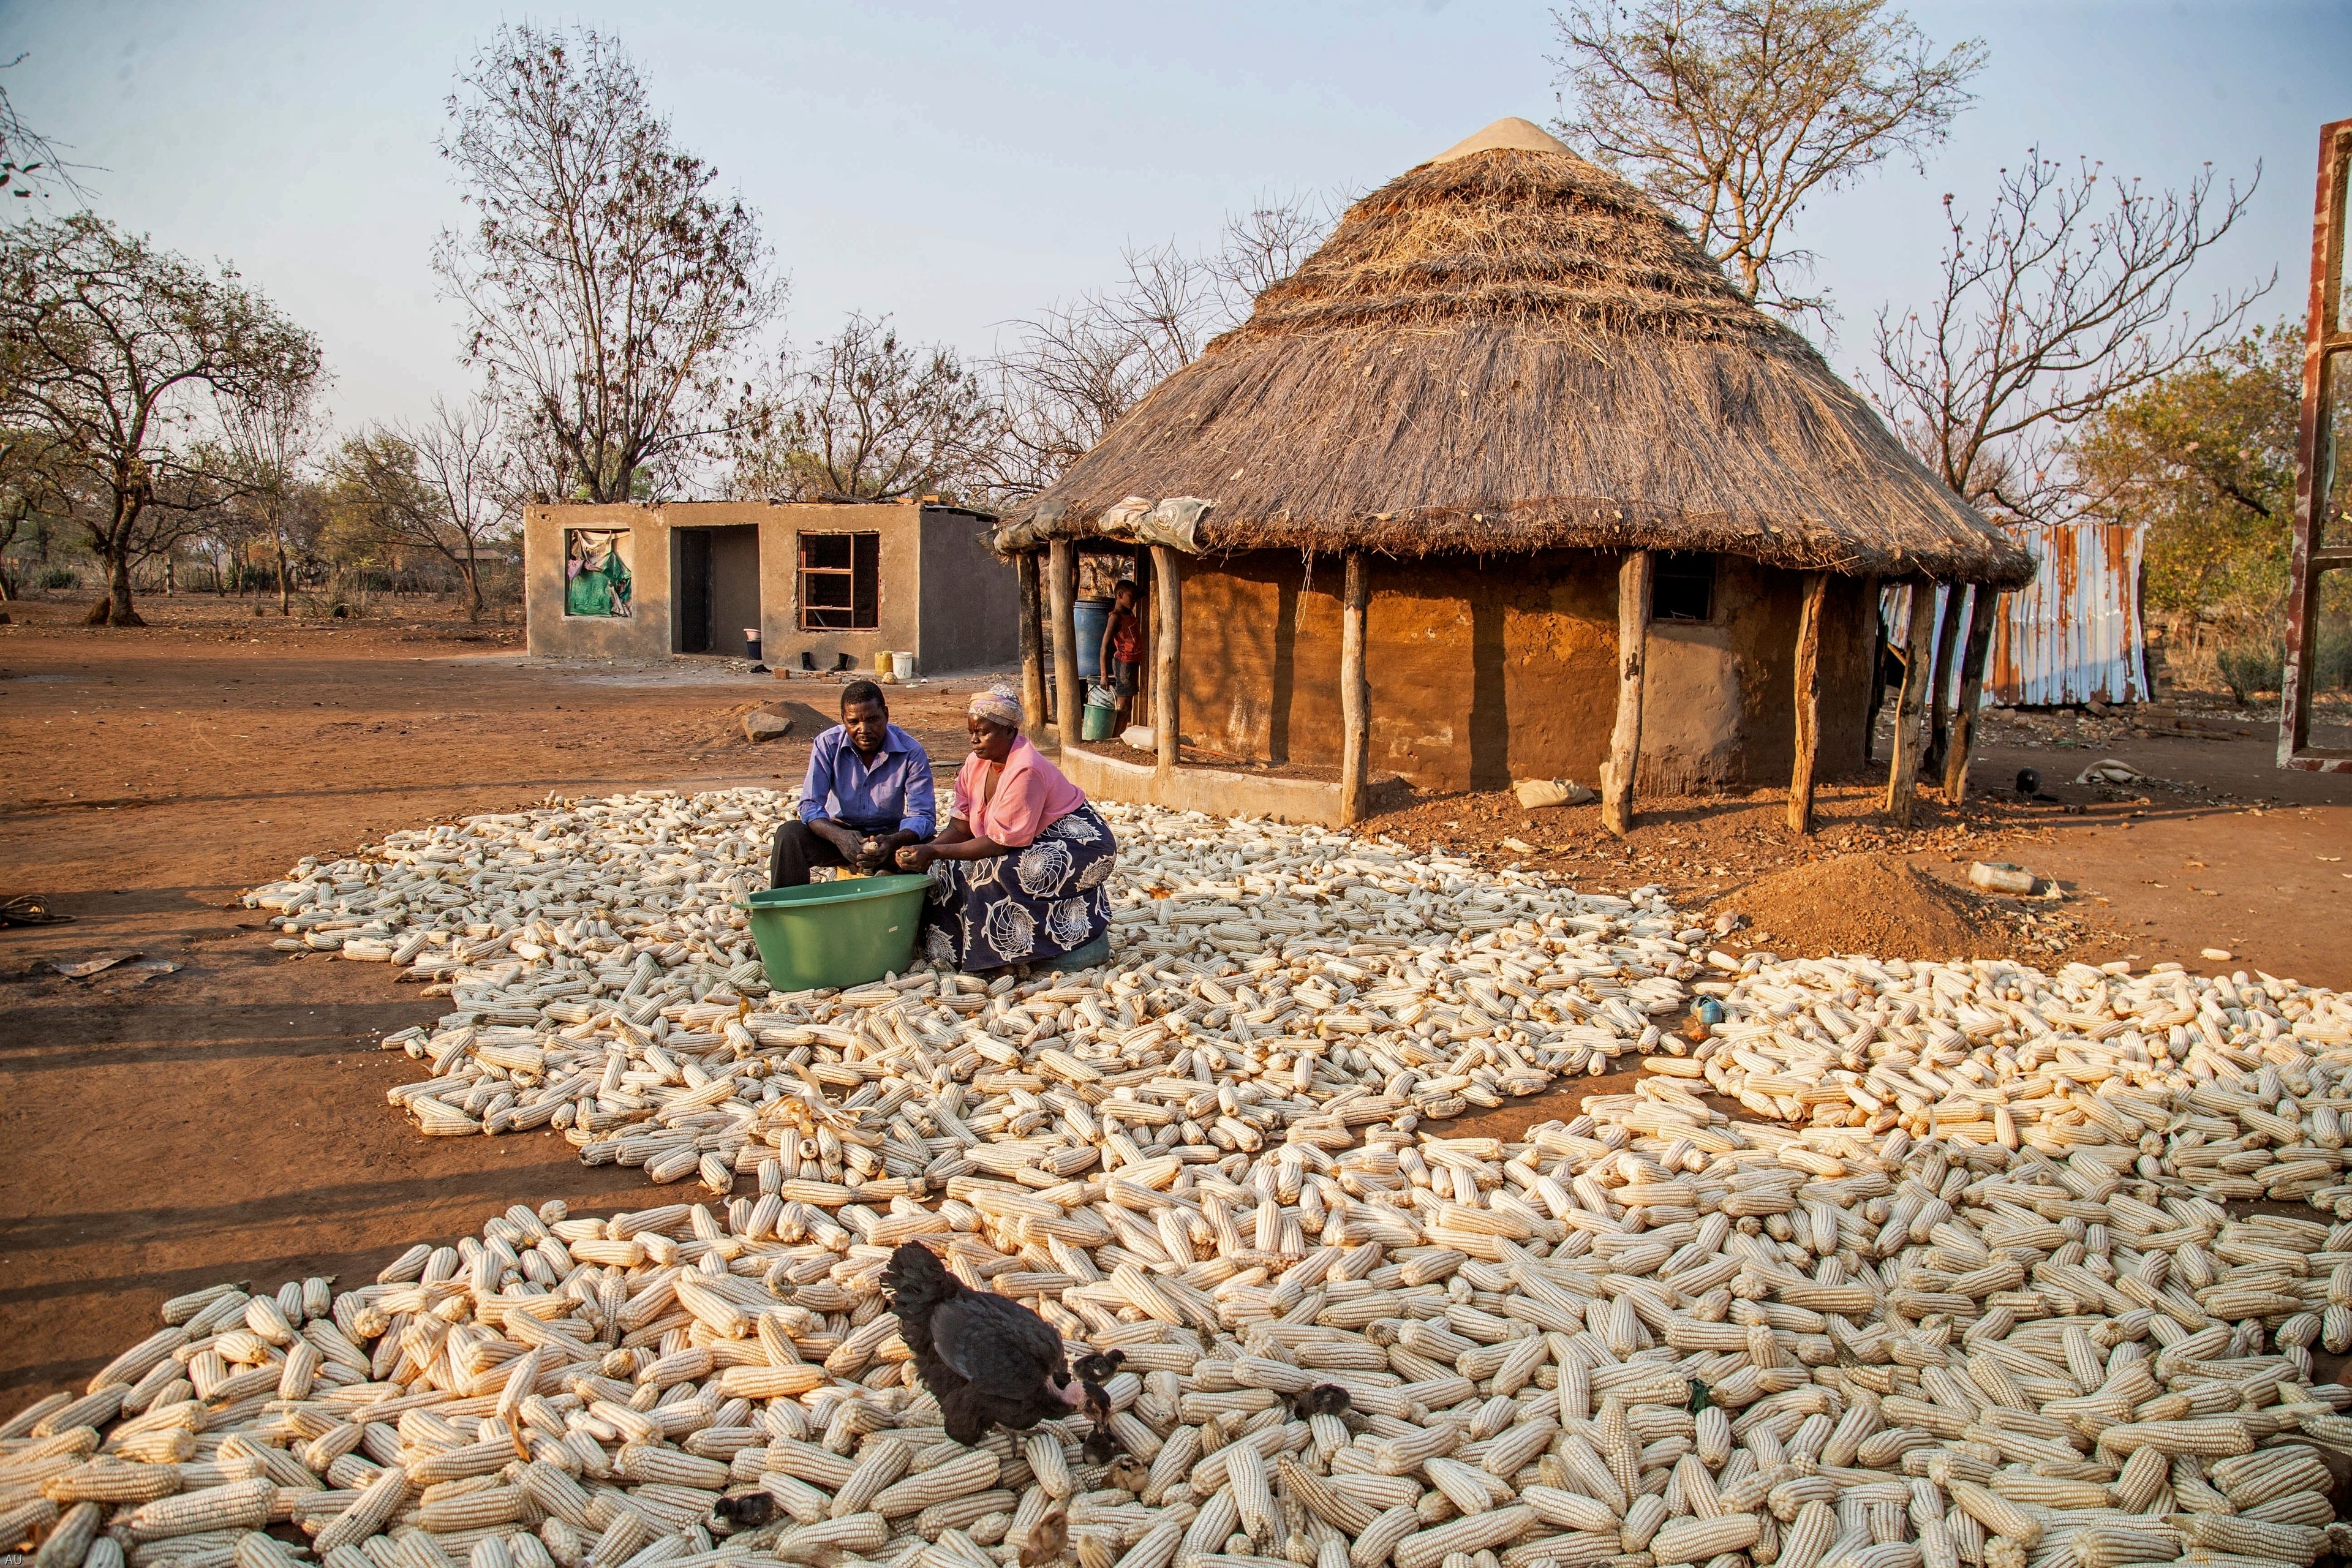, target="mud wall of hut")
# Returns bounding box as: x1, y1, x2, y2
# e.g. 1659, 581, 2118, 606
1172, 552, 1872, 793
